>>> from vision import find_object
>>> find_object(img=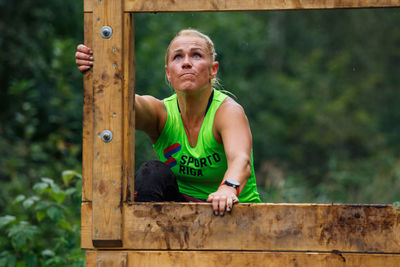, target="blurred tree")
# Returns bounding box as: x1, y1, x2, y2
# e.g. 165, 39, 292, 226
0, 0, 83, 210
